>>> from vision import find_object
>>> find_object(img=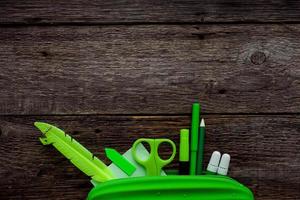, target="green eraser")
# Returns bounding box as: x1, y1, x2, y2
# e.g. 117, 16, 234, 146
105, 148, 136, 176
179, 129, 189, 161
